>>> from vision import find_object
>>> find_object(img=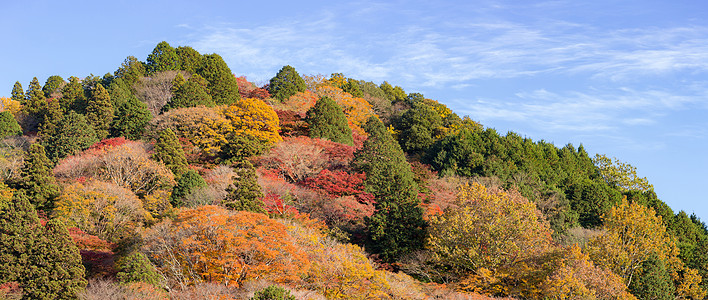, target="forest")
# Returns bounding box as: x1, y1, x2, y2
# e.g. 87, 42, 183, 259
0, 41, 707, 299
